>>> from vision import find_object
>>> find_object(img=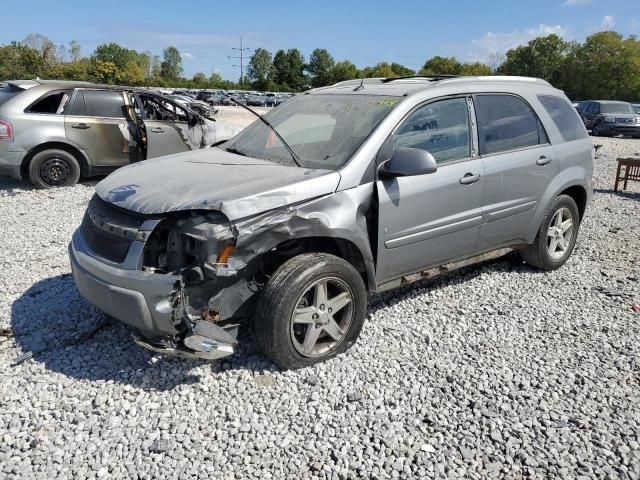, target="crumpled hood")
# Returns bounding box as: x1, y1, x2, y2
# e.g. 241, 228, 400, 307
95, 148, 340, 220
